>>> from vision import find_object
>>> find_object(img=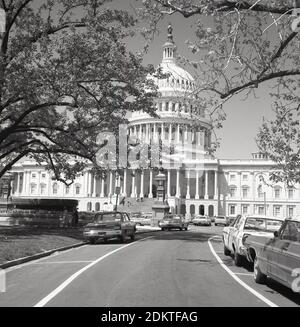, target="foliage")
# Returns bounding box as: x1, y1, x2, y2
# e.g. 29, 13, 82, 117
139, 0, 300, 184
0, 0, 158, 184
